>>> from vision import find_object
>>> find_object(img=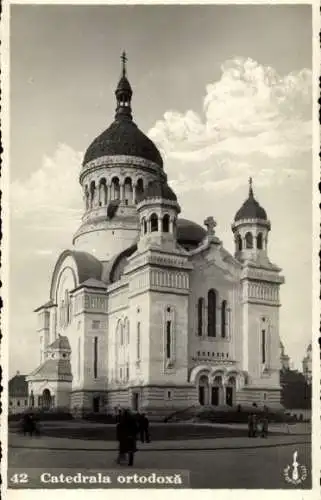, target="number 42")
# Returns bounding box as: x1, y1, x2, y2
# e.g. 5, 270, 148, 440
10, 473, 29, 484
